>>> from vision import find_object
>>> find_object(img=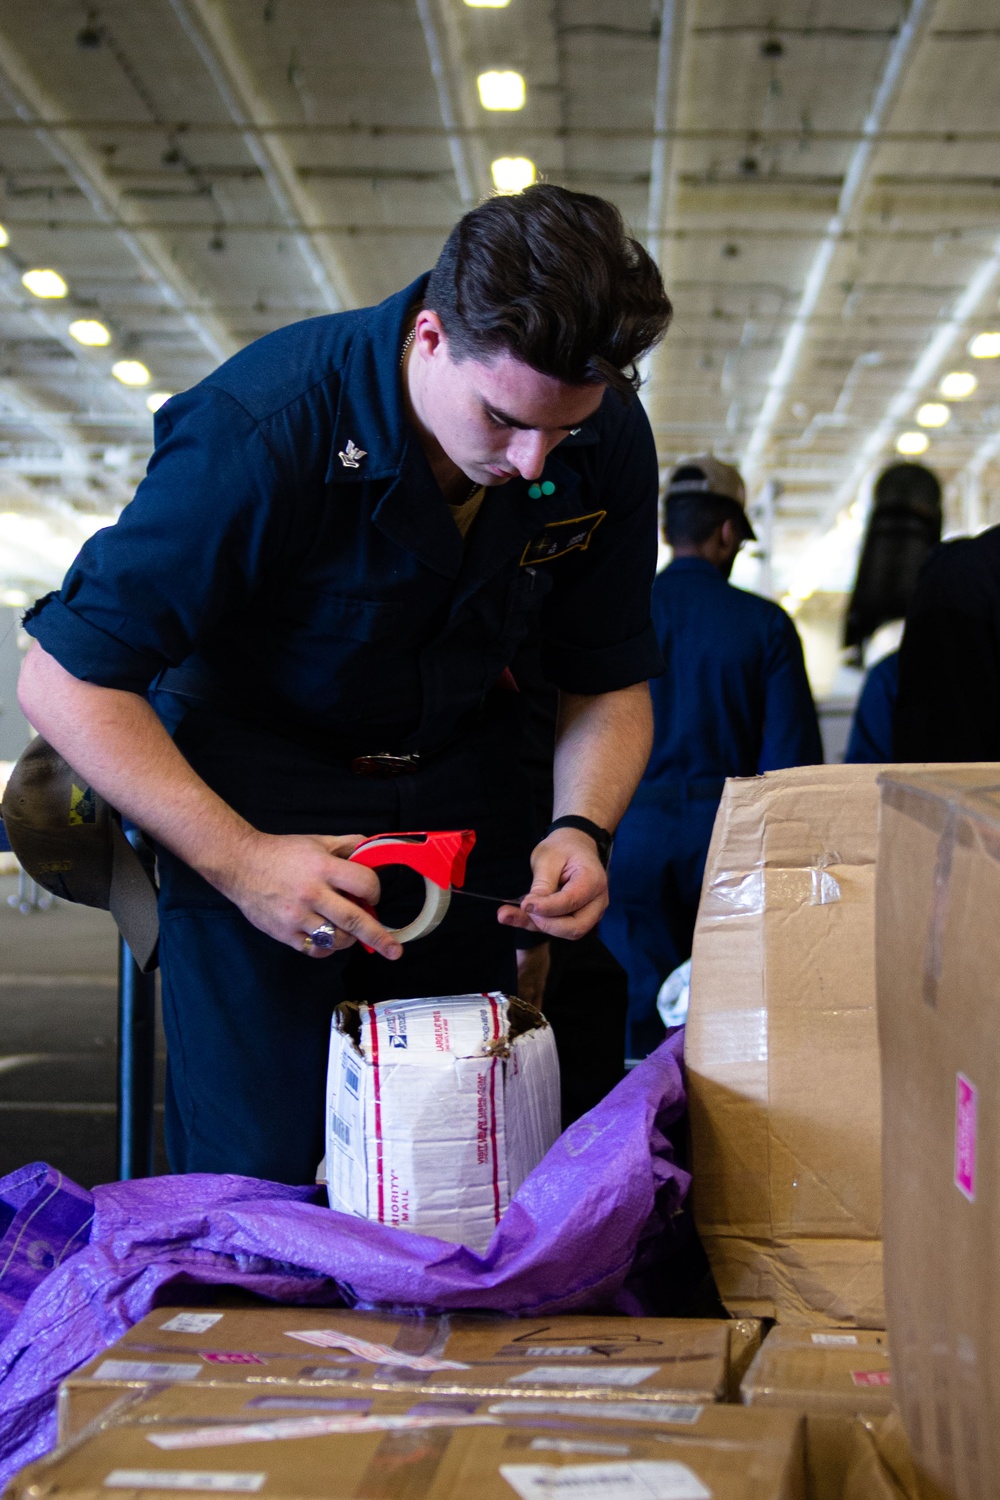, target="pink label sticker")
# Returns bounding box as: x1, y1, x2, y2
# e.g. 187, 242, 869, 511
955, 1072, 978, 1203
199, 1352, 265, 1366
851, 1371, 892, 1388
